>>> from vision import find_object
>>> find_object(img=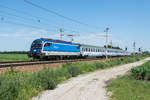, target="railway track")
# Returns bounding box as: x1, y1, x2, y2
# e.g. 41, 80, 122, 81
0, 58, 109, 68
